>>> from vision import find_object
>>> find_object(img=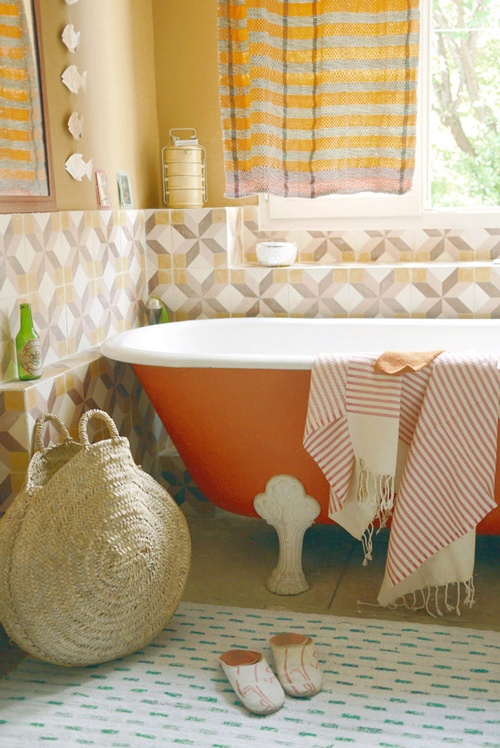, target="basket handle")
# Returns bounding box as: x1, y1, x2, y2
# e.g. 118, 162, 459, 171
34, 414, 72, 452
78, 409, 121, 446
